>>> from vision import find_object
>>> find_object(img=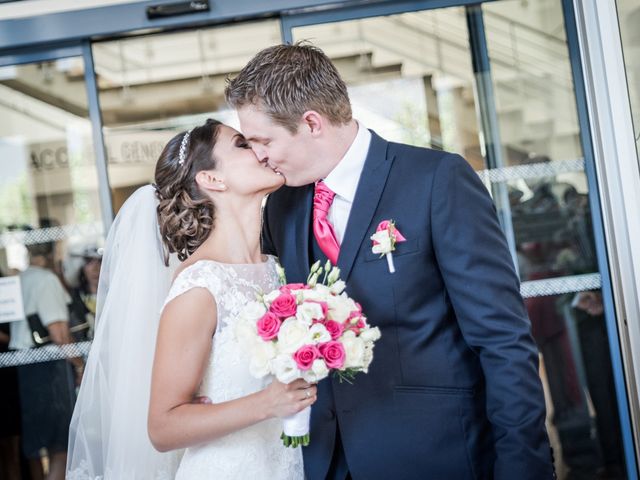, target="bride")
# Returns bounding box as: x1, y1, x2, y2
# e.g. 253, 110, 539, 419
67, 118, 315, 479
